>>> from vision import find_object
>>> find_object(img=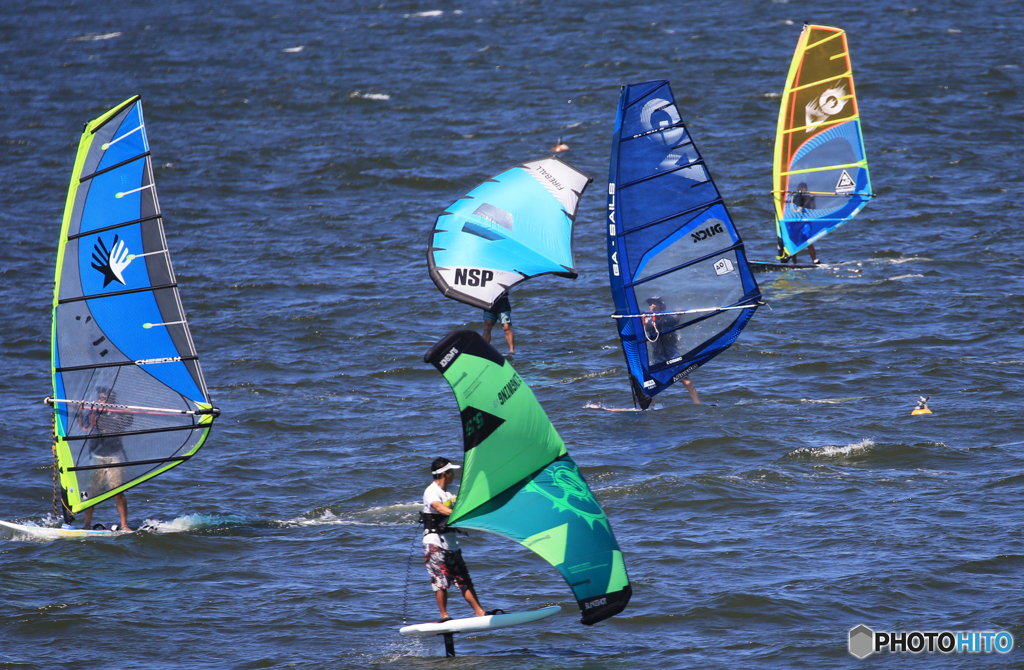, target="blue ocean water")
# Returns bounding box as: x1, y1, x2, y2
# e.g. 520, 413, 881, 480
2, 1, 1023, 668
